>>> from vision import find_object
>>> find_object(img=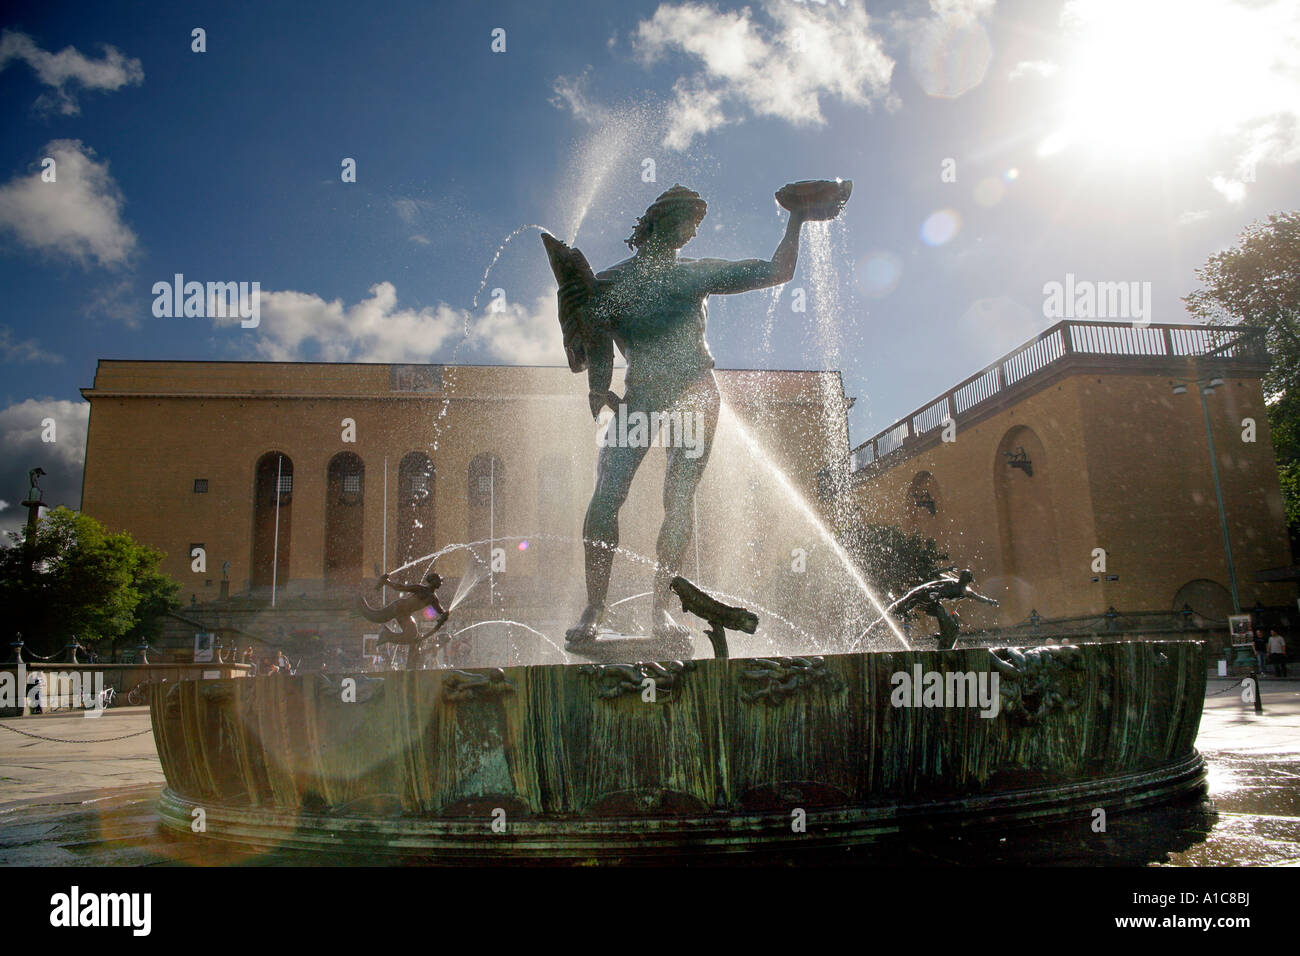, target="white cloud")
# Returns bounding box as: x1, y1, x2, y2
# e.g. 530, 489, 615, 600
1009, 60, 1058, 81
0, 398, 89, 535
551, 70, 610, 124
1177, 209, 1212, 226
240, 282, 461, 363
467, 294, 565, 365
1210, 175, 1246, 204
0, 326, 61, 363
235, 283, 567, 366
632, 0, 895, 150
0, 140, 137, 268
0, 30, 143, 115
663, 79, 730, 151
